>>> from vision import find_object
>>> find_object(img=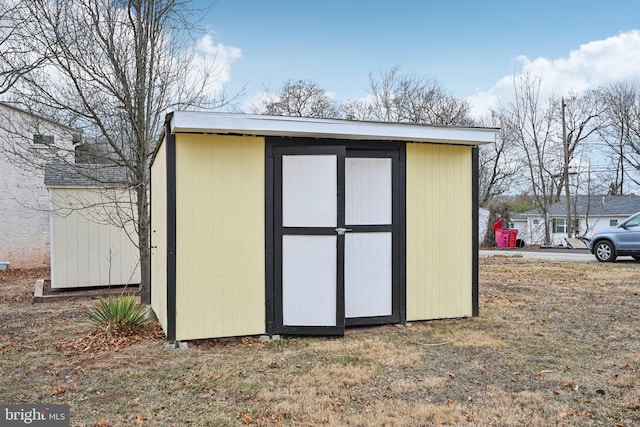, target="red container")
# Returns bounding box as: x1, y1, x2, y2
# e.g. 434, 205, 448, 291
494, 219, 518, 248
495, 229, 510, 248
